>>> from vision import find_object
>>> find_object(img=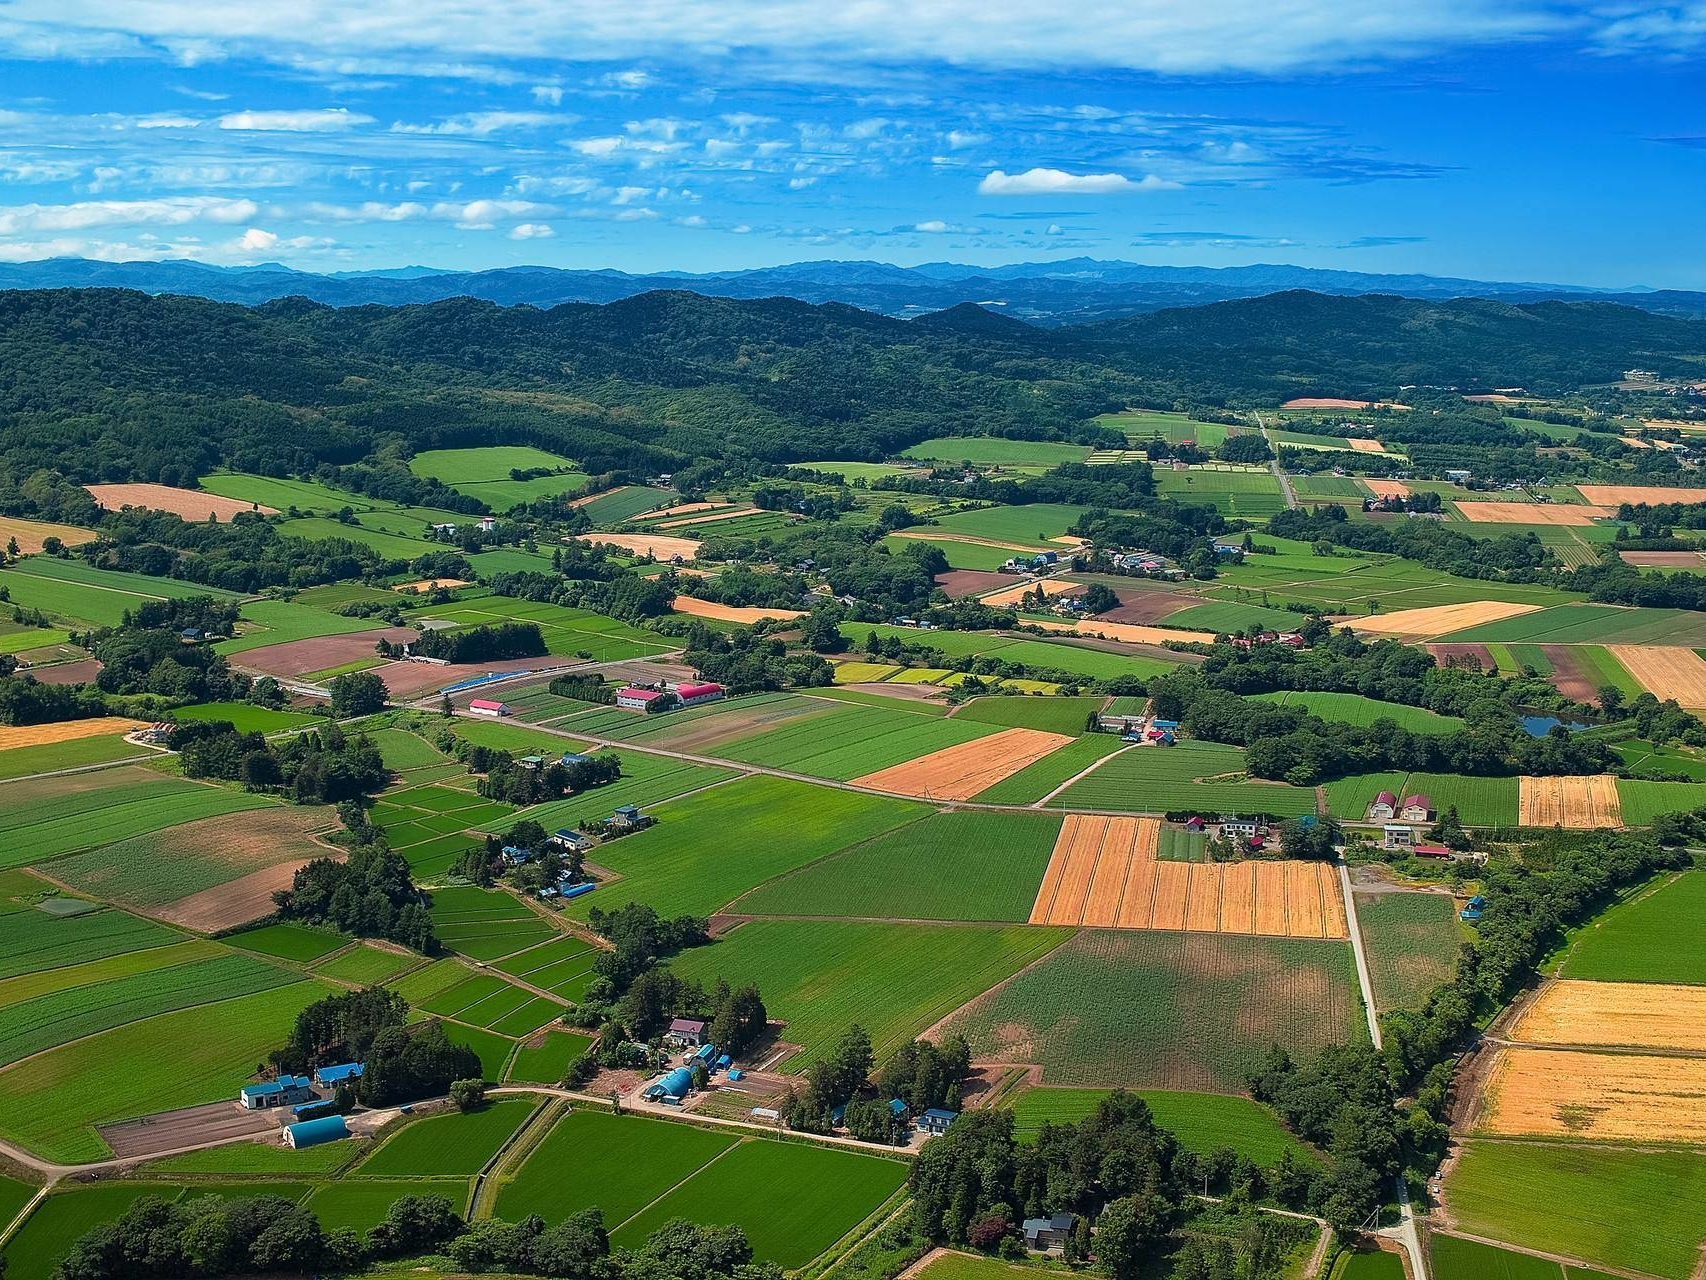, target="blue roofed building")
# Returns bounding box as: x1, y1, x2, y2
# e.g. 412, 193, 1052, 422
314, 1062, 363, 1088
239, 1075, 314, 1110
919, 1107, 958, 1135
644, 1066, 695, 1101
284, 1114, 350, 1149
